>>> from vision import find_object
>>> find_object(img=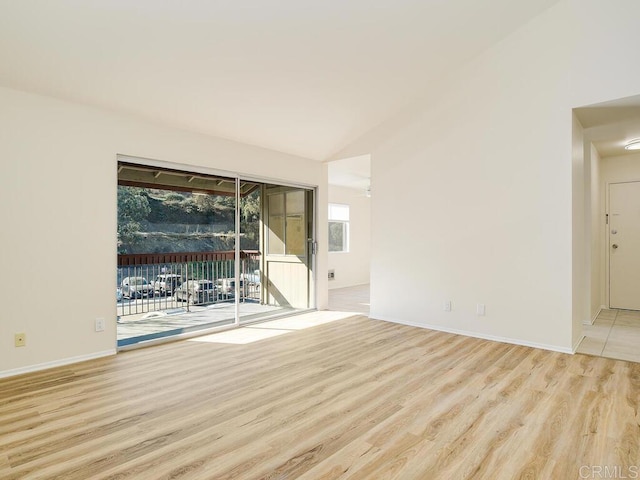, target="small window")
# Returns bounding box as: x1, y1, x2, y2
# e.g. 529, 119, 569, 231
328, 204, 349, 253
